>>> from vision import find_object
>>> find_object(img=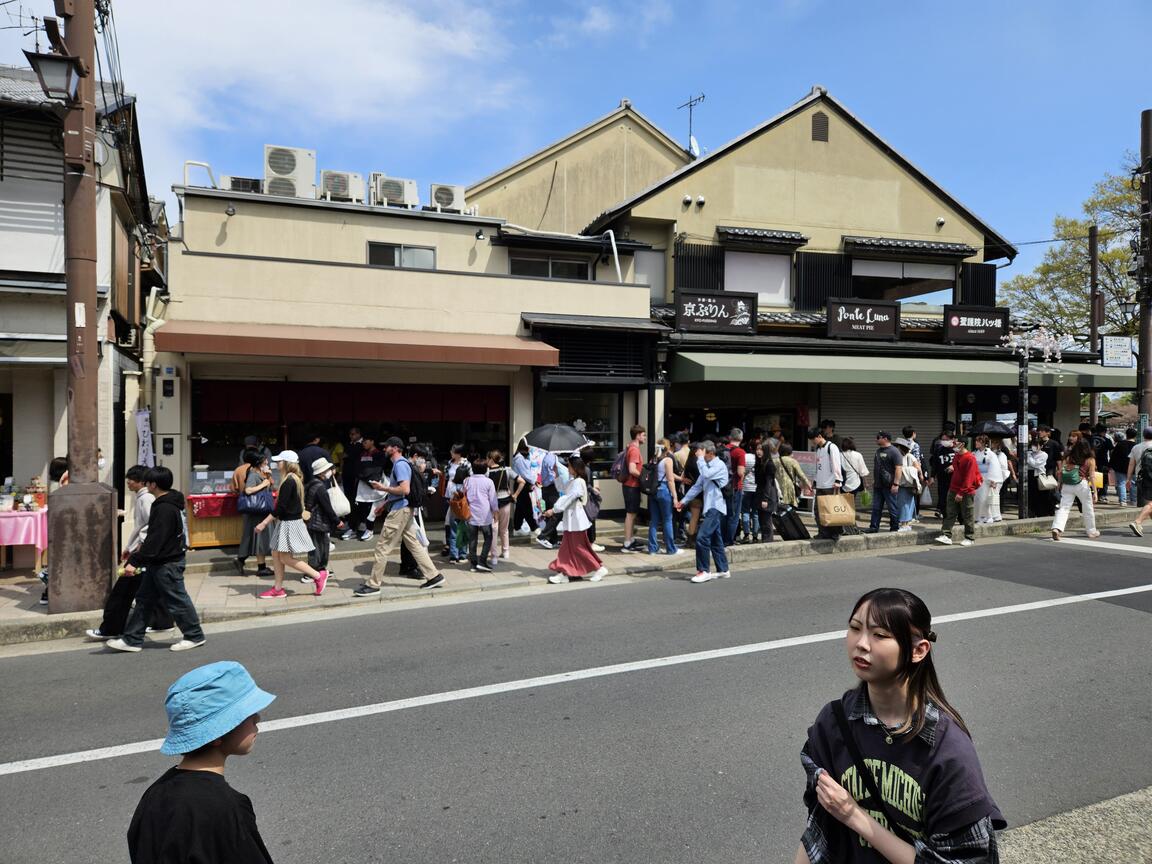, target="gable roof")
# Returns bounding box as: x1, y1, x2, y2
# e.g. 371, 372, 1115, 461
467, 99, 689, 197
583, 87, 1017, 262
